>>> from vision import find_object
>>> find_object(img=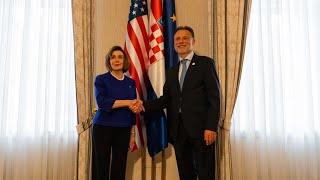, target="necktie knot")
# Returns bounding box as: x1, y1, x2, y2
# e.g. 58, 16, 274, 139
181, 59, 188, 65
